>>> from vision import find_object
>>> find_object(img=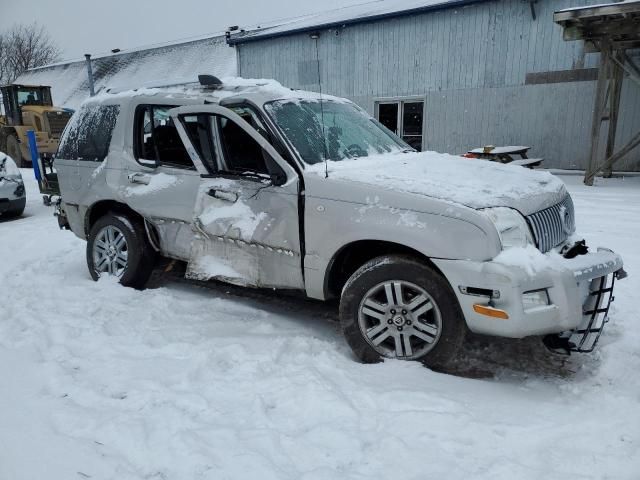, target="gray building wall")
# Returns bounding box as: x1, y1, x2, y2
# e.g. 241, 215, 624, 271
236, 0, 640, 171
